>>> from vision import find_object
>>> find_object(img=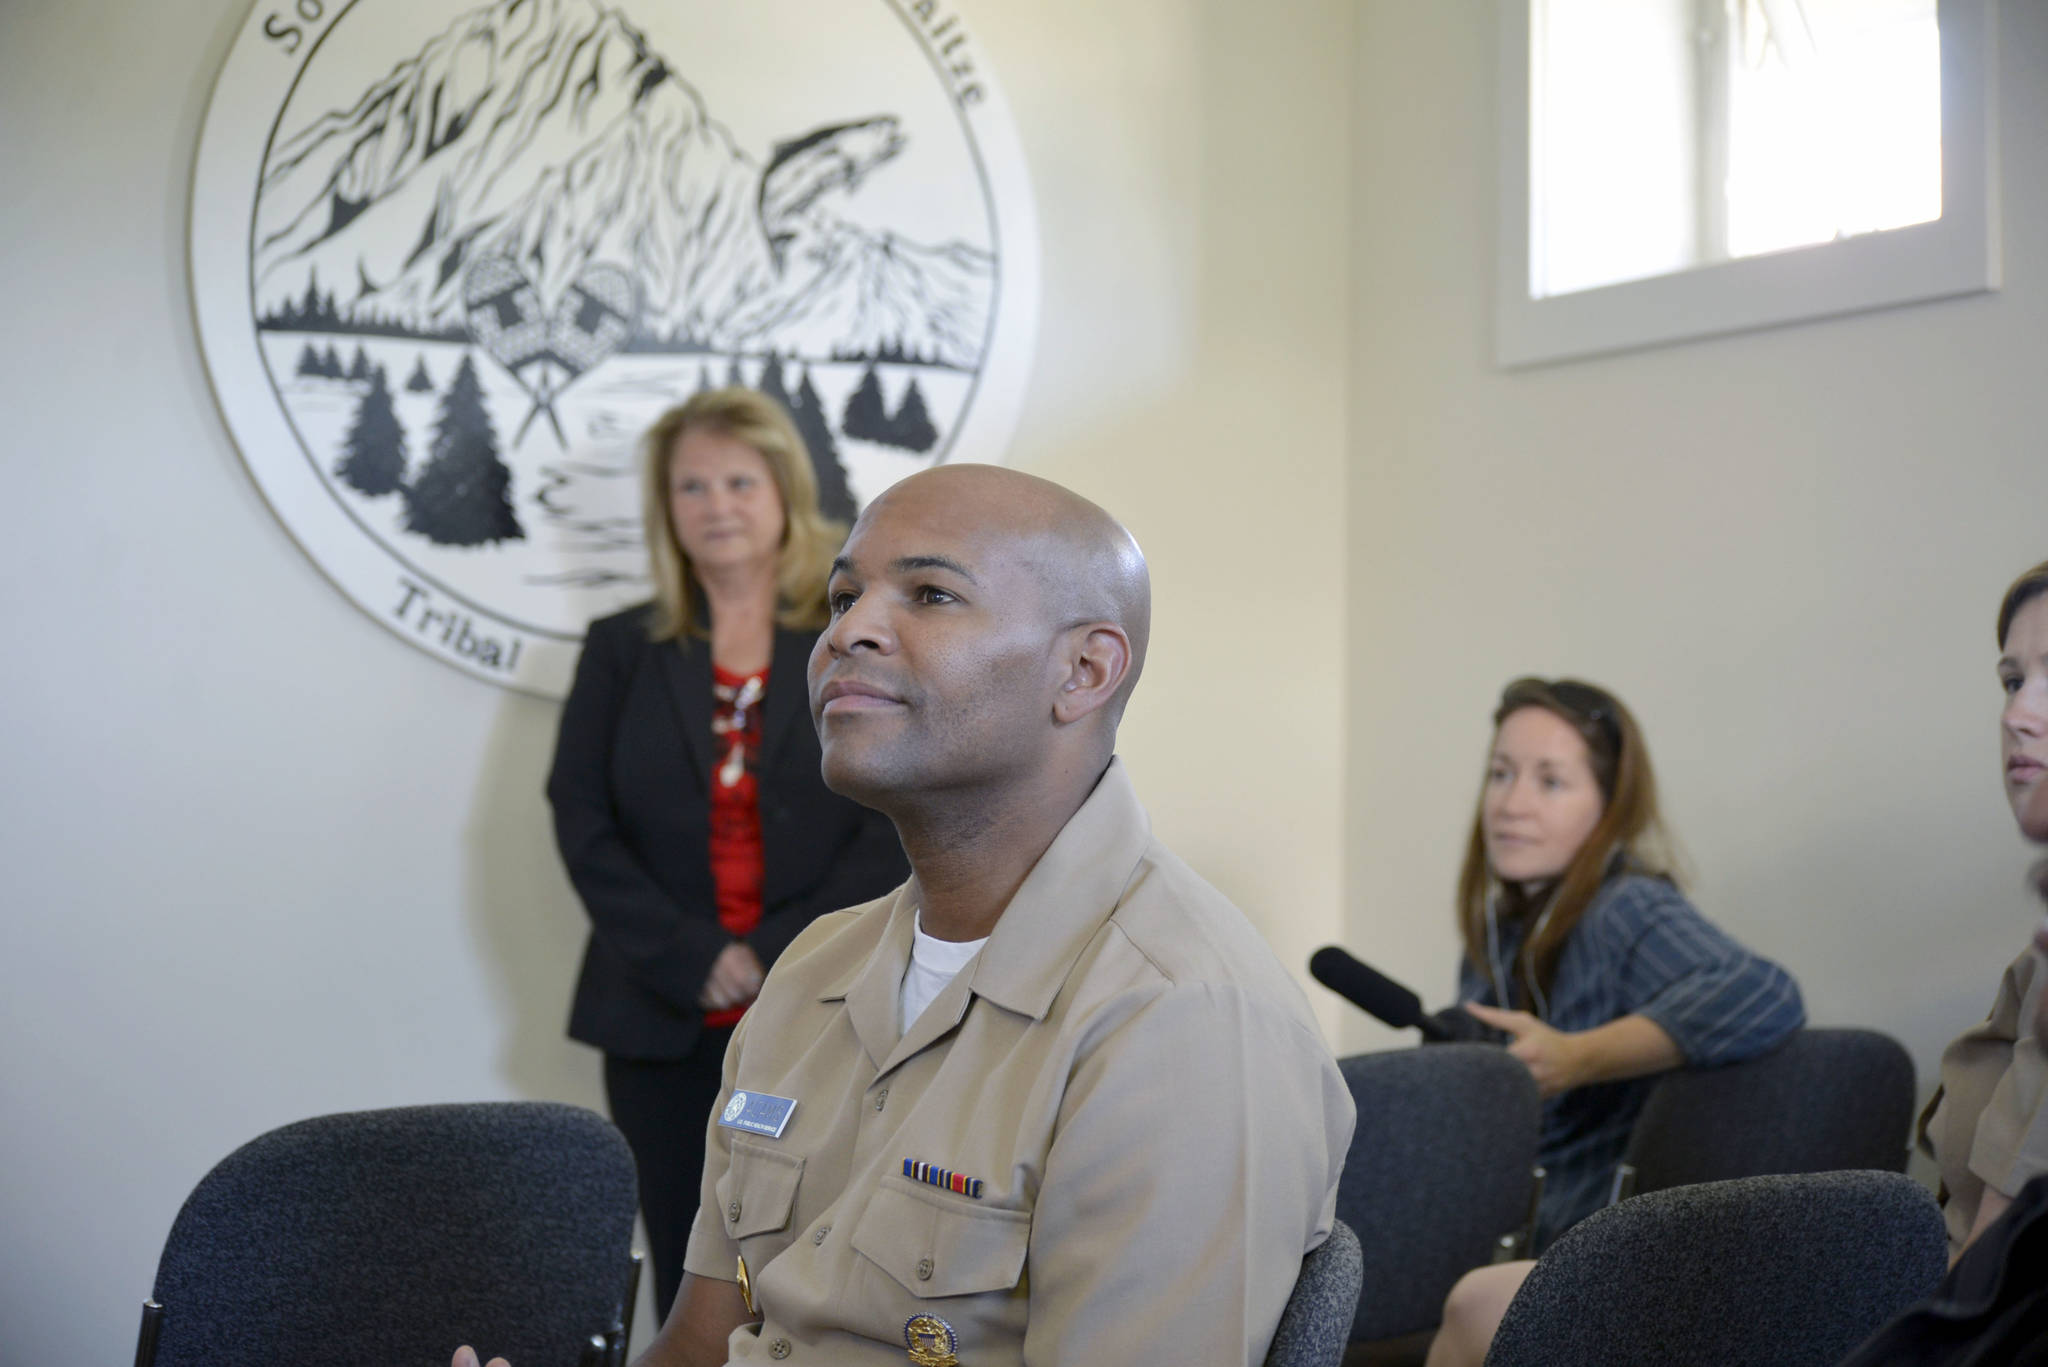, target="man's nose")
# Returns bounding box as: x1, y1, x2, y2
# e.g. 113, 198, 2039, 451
823, 594, 893, 656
